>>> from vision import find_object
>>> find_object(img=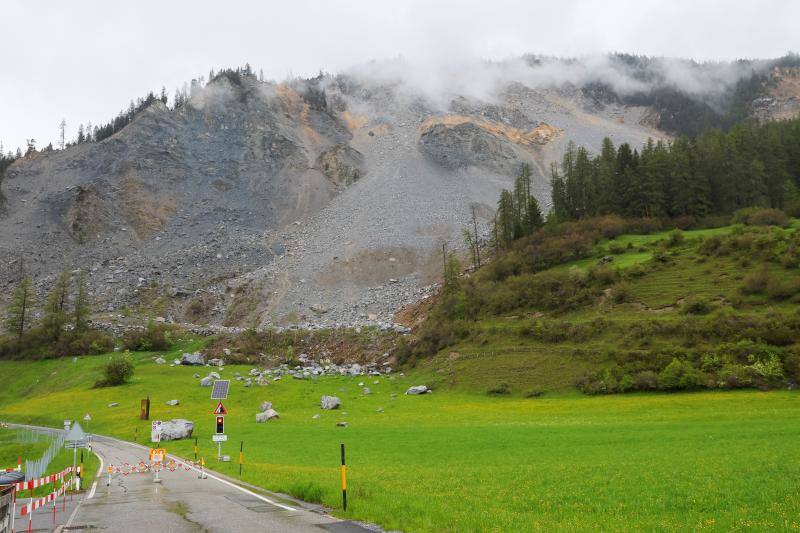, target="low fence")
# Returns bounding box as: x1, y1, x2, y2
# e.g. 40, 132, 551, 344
23, 432, 65, 481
